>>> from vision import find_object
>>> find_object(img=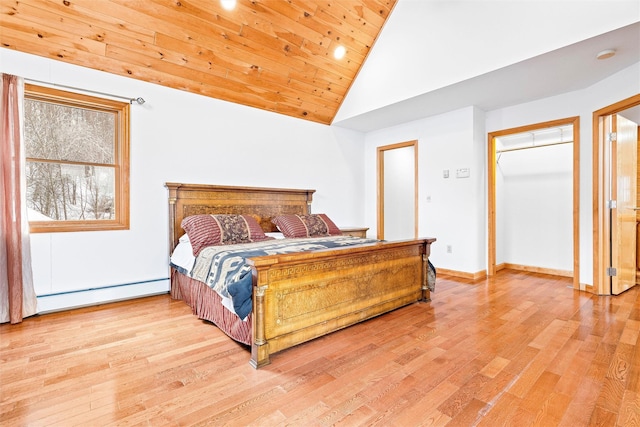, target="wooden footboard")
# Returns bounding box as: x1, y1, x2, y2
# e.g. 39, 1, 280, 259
247, 238, 435, 368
